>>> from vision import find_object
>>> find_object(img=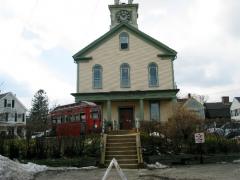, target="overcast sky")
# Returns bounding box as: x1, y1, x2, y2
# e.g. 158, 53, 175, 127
0, 0, 240, 109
